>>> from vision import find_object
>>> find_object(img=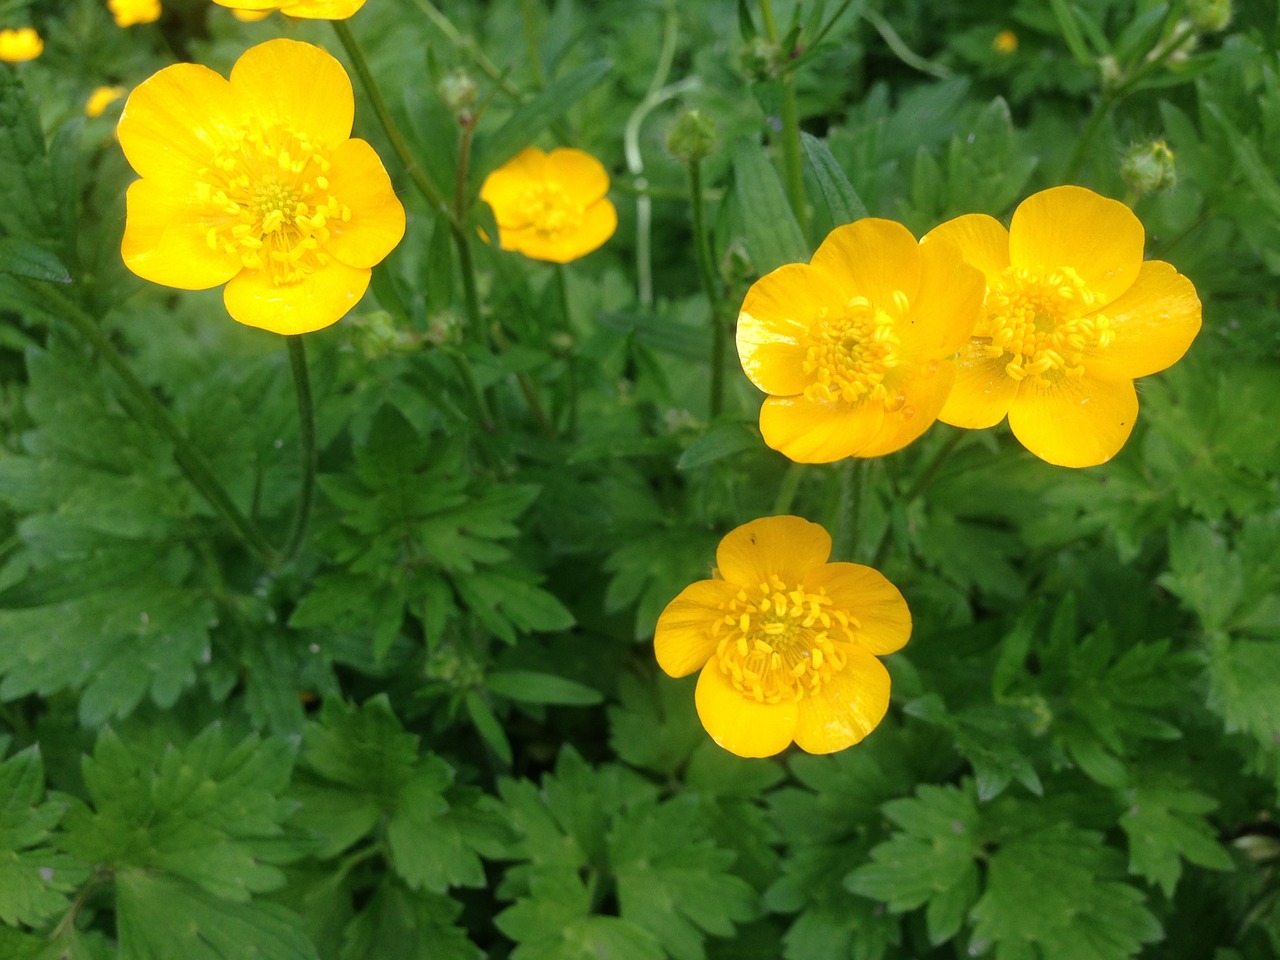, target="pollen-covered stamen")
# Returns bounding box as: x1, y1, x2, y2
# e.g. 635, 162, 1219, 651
518, 182, 582, 239
711, 573, 861, 704
982, 265, 1116, 384
195, 119, 353, 286
802, 294, 905, 406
